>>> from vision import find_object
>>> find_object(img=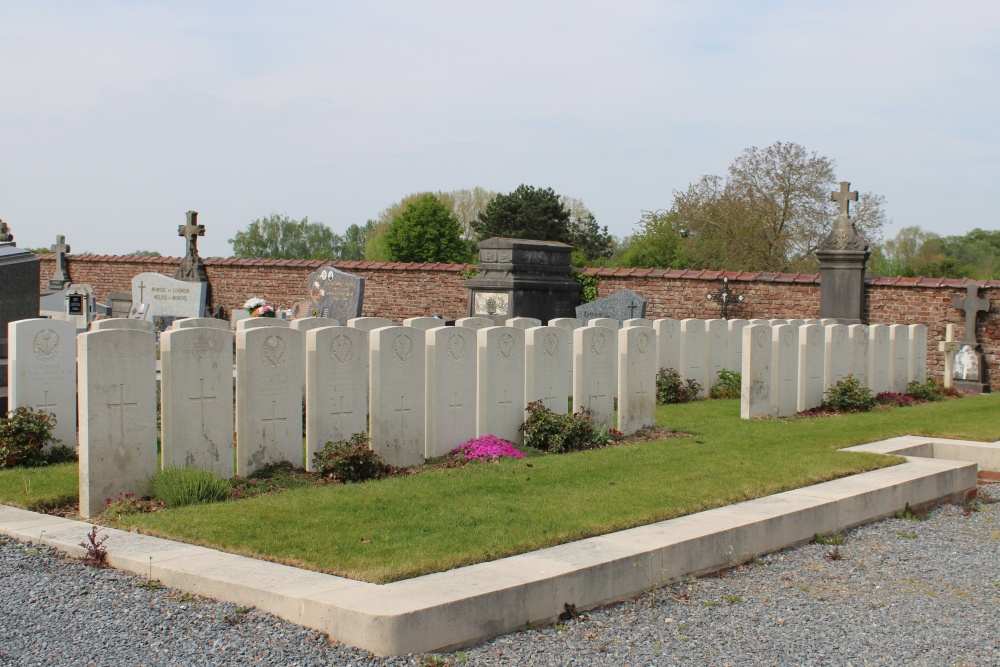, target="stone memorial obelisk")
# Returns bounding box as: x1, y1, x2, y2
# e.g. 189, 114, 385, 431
815, 182, 871, 322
